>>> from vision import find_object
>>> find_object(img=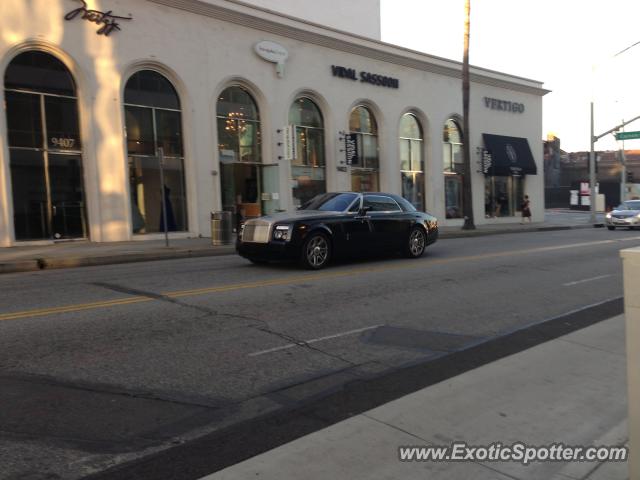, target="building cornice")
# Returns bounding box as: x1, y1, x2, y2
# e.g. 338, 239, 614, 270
148, 0, 550, 97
